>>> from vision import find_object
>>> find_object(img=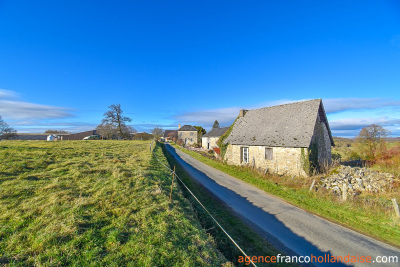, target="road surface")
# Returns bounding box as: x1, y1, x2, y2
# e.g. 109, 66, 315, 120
164, 144, 400, 266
